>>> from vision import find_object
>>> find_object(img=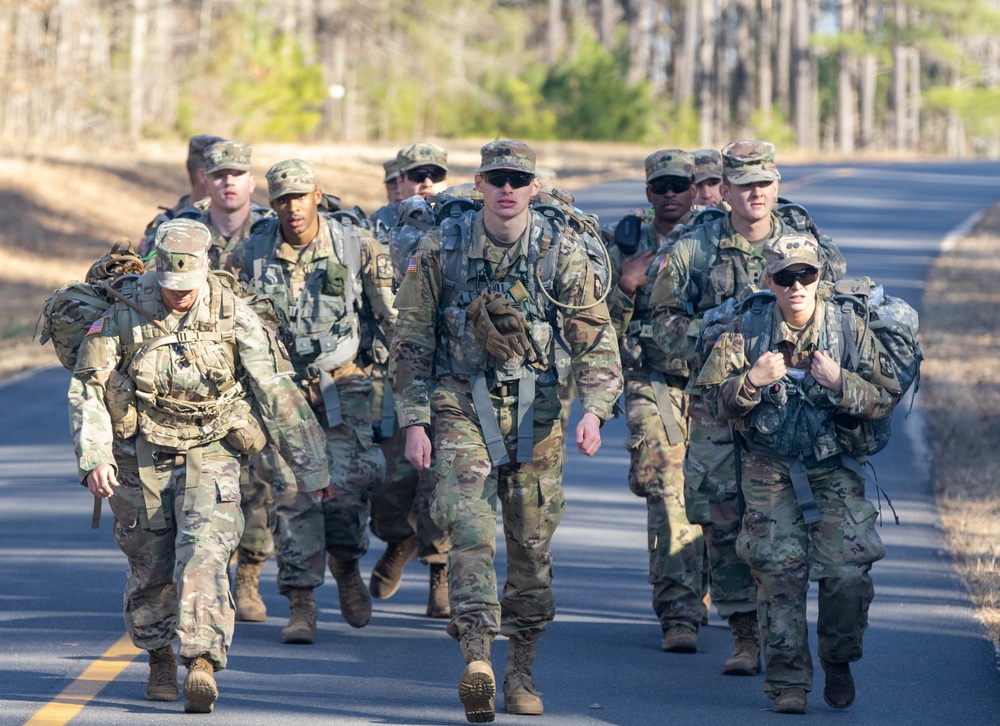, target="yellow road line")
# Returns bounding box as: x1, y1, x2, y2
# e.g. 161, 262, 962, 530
24, 633, 142, 726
